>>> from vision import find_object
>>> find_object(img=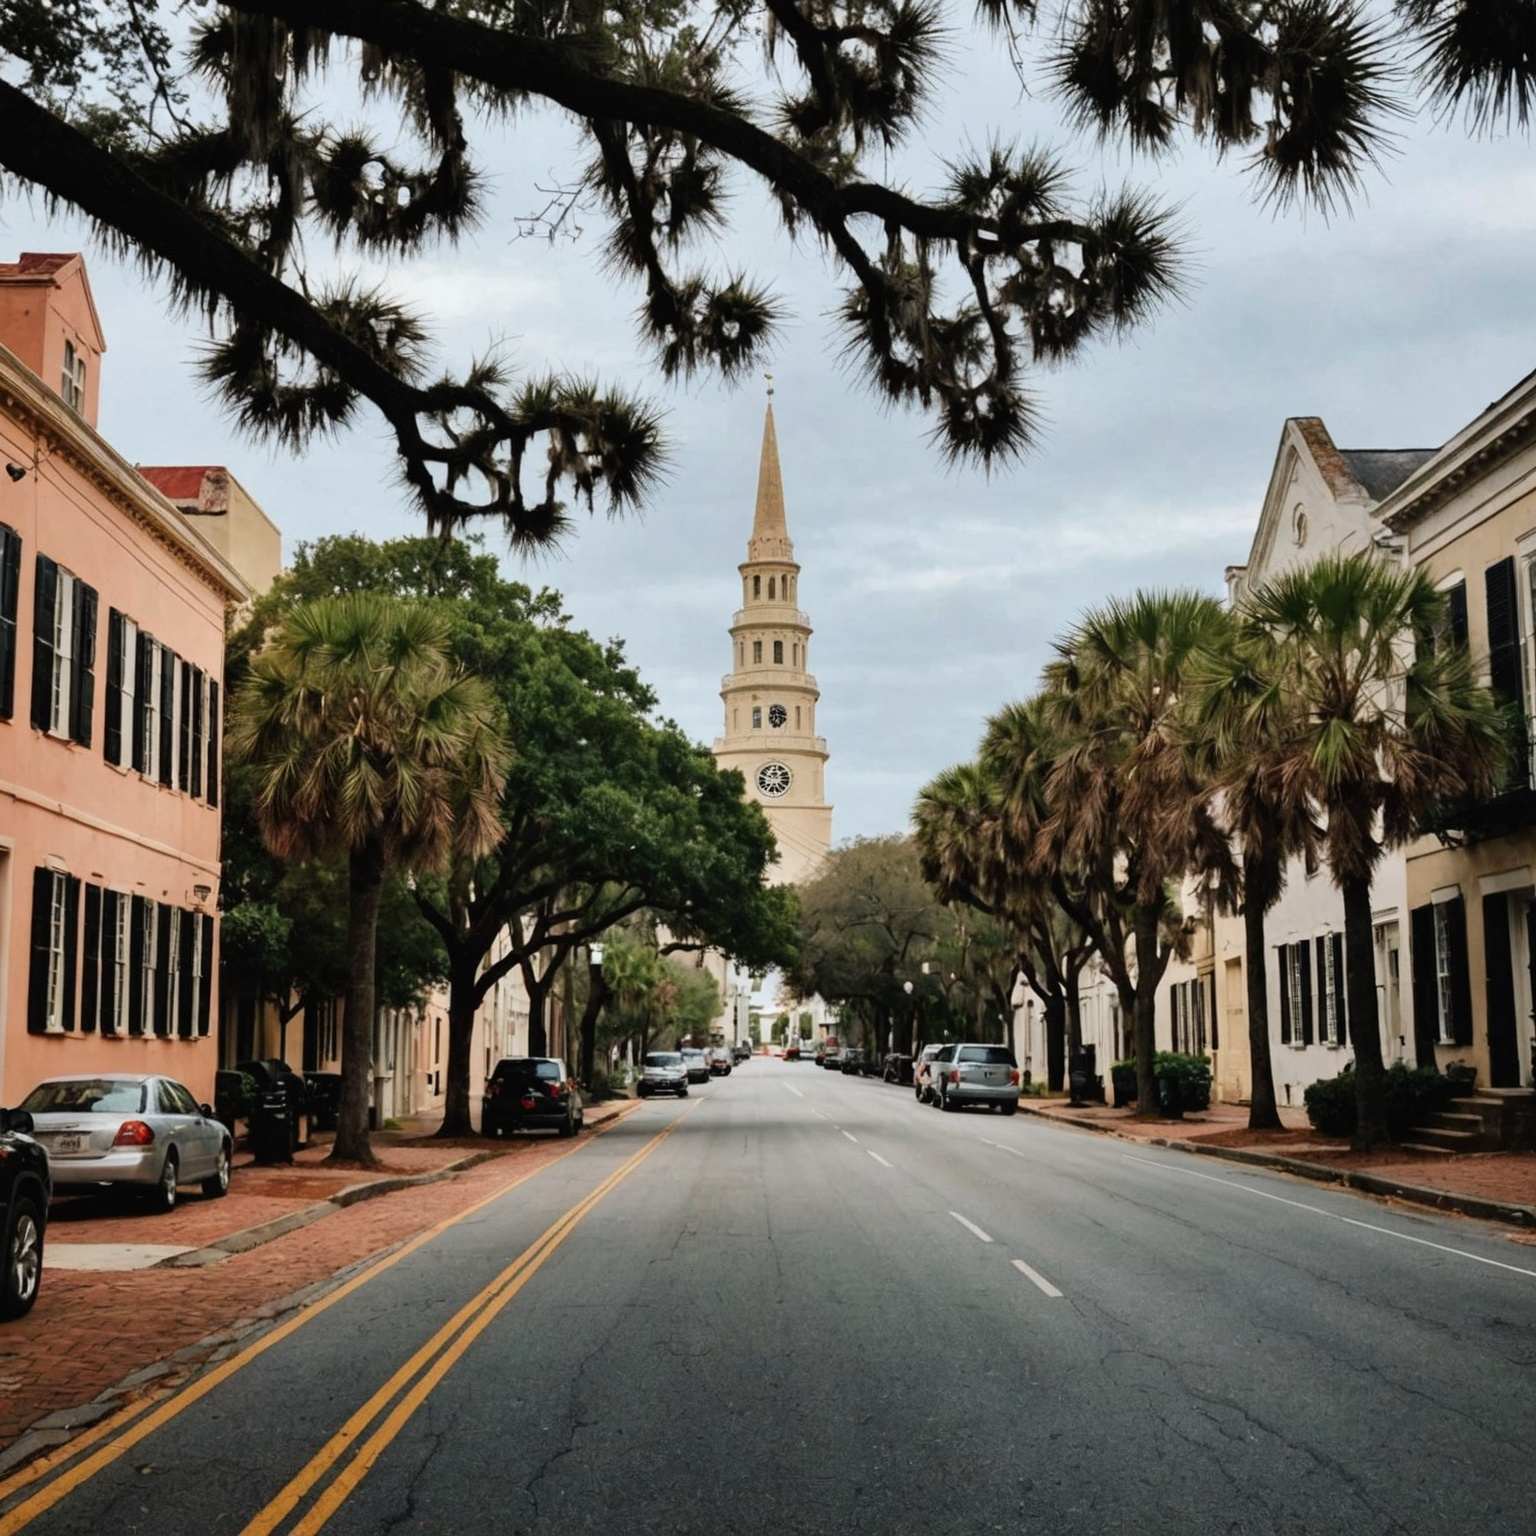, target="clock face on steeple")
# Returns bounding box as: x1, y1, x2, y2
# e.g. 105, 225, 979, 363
757, 761, 793, 798
768, 704, 787, 729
